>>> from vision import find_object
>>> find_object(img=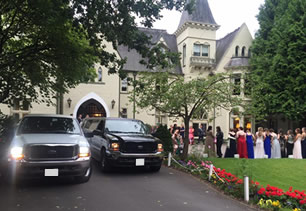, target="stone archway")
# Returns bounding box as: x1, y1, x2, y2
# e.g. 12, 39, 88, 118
73, 92, 110, 118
